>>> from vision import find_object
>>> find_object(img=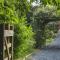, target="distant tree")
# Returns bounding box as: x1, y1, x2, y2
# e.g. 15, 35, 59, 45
28, 4, 60, 47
